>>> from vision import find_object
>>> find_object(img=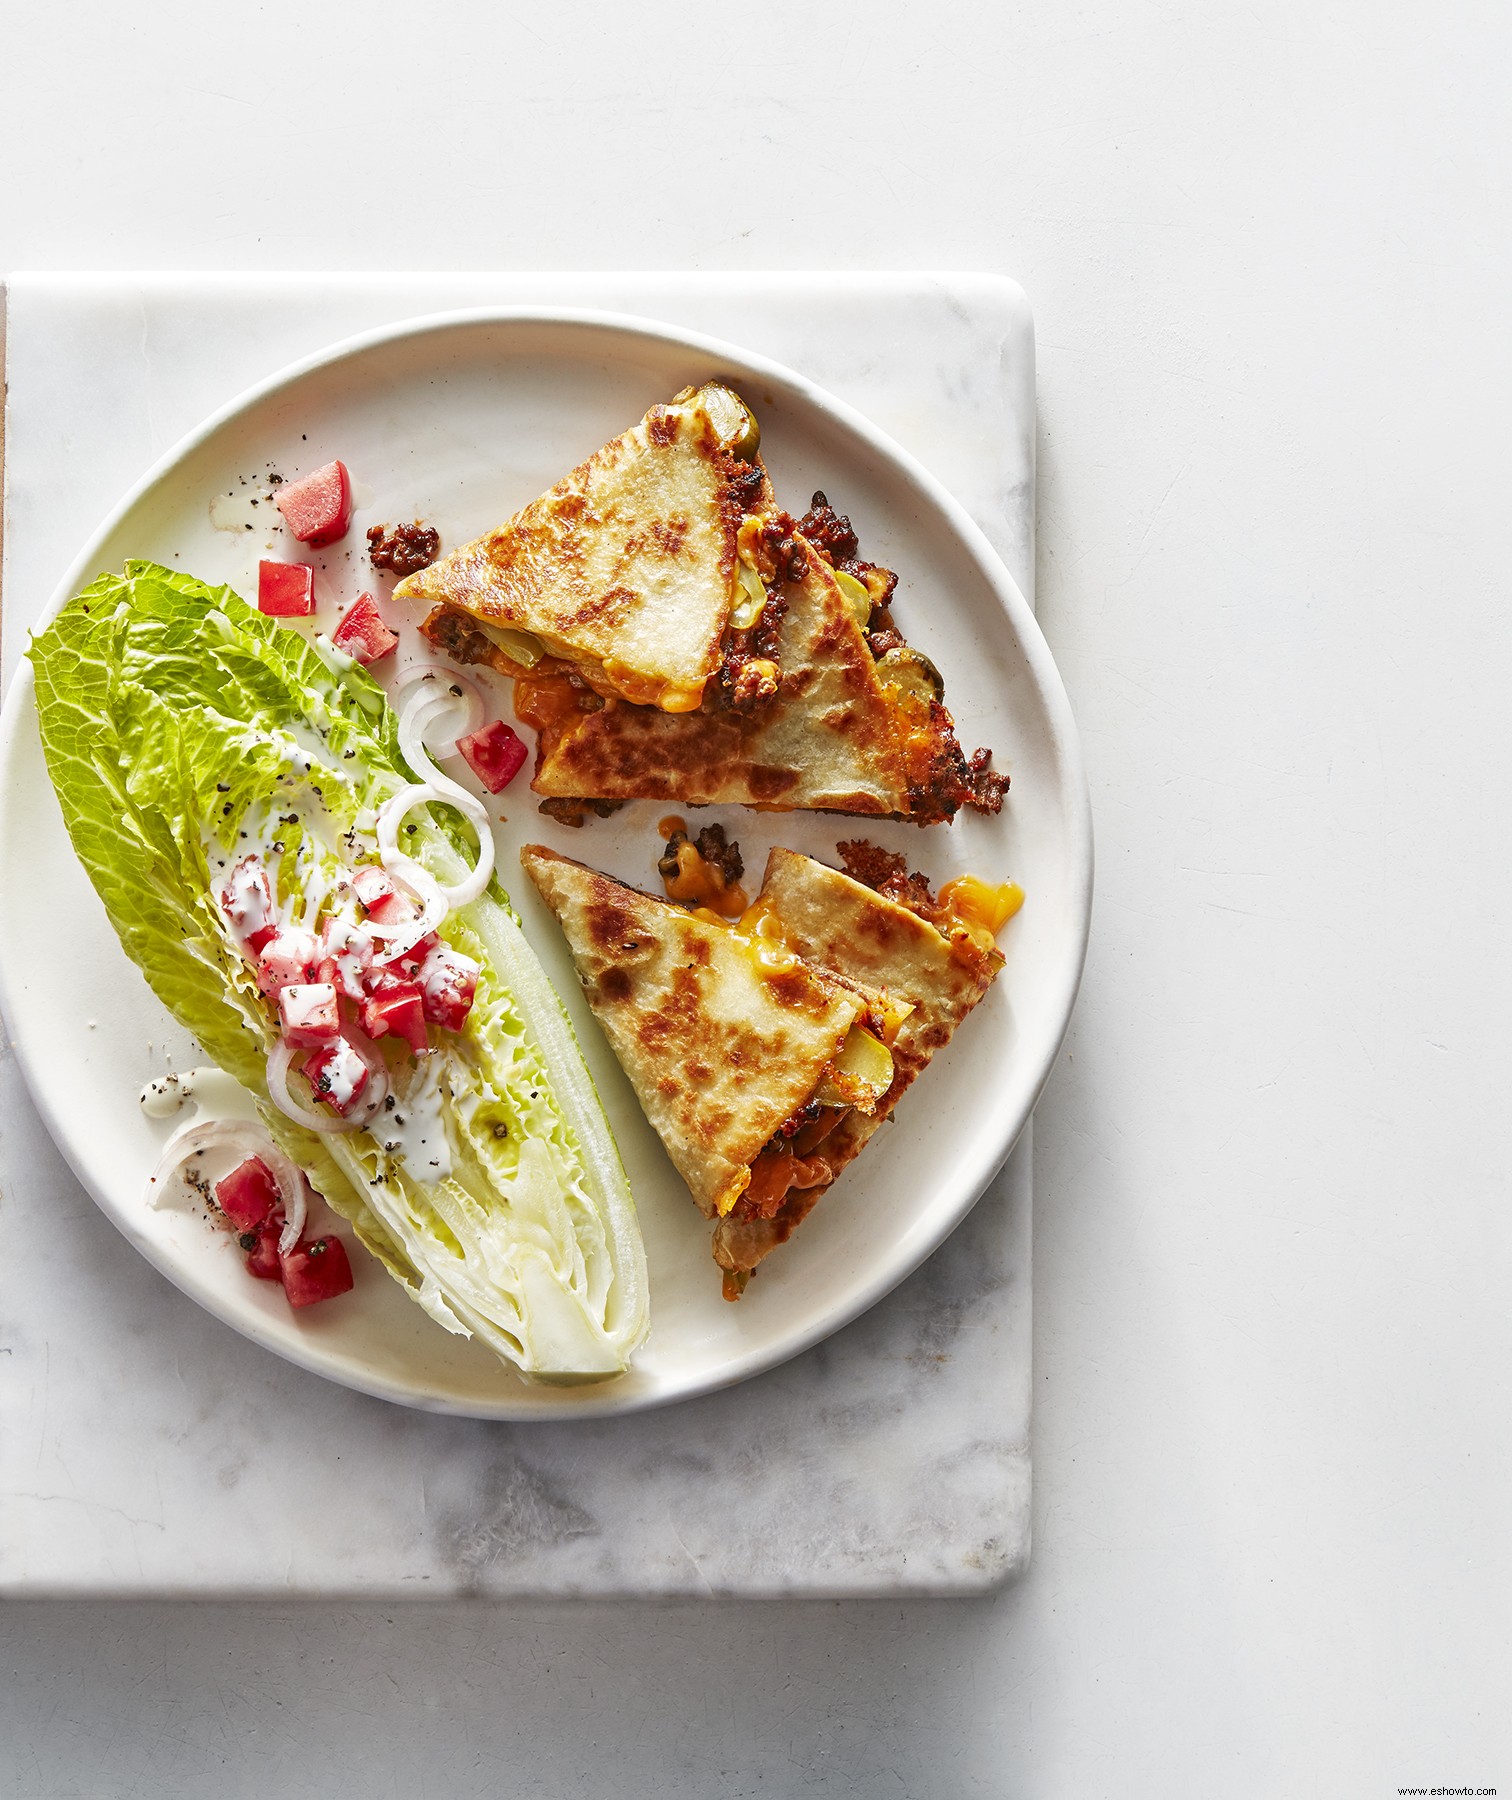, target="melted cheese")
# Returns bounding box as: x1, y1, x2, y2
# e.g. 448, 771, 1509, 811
938, 875, 1024, 950
511, 668, 594, 735
662, 839, 748, 918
